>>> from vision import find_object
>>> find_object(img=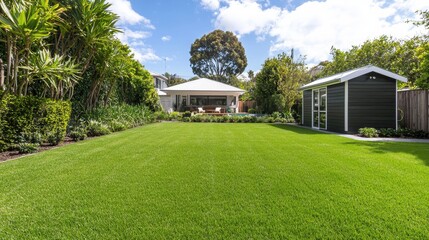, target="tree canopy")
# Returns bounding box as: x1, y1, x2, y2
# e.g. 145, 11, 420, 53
317, 35, 422, 88
0, 0, 159, 111
255, 53, 309, 113
189, 30, 247, 84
